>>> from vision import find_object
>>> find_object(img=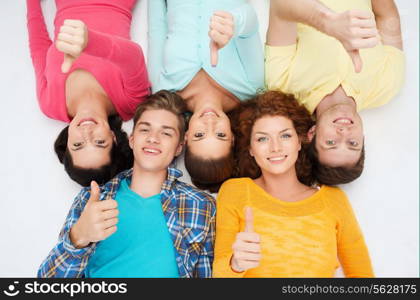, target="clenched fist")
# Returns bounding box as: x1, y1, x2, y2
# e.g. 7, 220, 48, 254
230, 207, 262, 273
324, 10, 379, 73
55, 19, 88, 73
70, 181, 119, 249
209, 11, 235, 67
